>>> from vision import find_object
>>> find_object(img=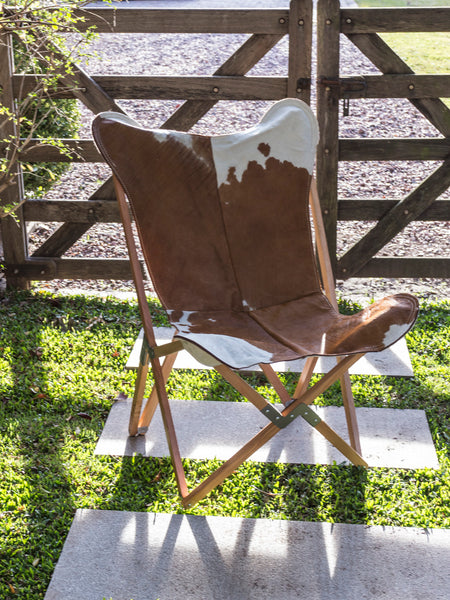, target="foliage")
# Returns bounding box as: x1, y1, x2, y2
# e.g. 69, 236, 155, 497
0, 291, 449, 598
0, 0, 97, 217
